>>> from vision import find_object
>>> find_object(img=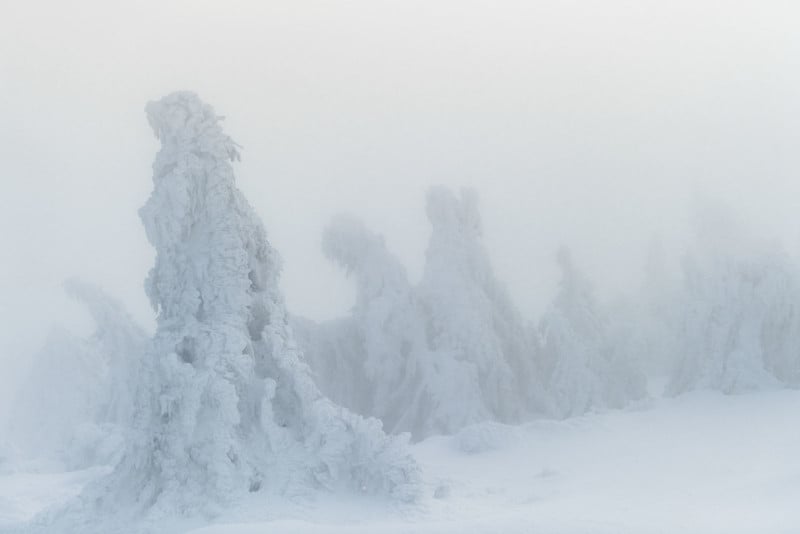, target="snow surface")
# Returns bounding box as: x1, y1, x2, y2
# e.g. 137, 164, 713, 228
3, 388, 799, 533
